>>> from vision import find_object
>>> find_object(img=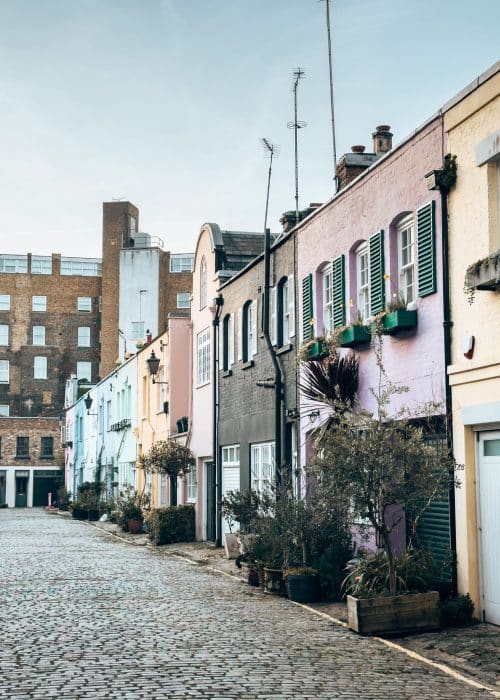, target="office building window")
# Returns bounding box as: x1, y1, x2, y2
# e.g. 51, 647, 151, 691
32, 326, 45, 346
176, 293, 191, 309
77, 297, 92, 312
170, 254, 194, 272
78, 327, 91, 347
0, 360, 9, 384
31, 256, 52, 274
16, 437, 29, 458
0, 325, 8, 346
34, 356, 47, 379
77, 362, 92, 382
32, 296, 47, 312
40, 437, 54, 458
0, 295, 10, 311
